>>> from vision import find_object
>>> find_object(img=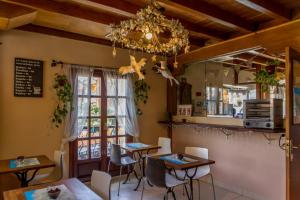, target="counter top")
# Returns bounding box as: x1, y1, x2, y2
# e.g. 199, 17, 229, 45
158, 117, 285, 134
